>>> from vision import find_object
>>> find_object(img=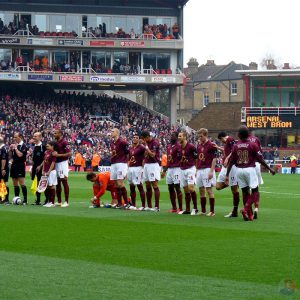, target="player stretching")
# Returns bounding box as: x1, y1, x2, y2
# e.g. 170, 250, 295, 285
10, 133, 28, 205
53, 129, 72, 207
177, 130, 198, 215
248, 129, 264, 219
128, 134, 146, 210
86, 171, 118, 208
196, 128, 218, 217
110, 128, 129, 208
216, 132, 240, 218
162, 132, 183, 213
141, 131, 161, 212
226, 126, 275, 221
